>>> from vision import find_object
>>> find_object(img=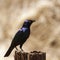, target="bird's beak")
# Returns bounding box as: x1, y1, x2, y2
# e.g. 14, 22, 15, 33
32, 20, 35, 22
